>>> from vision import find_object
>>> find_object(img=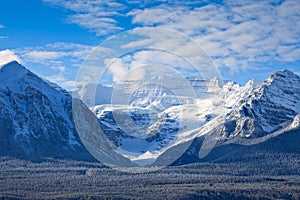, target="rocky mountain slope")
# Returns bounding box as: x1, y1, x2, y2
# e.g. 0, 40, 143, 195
0, 61, 92, 161
90, 69, 300, 166
222, 70, 300, 138
0, 61, 299, 167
